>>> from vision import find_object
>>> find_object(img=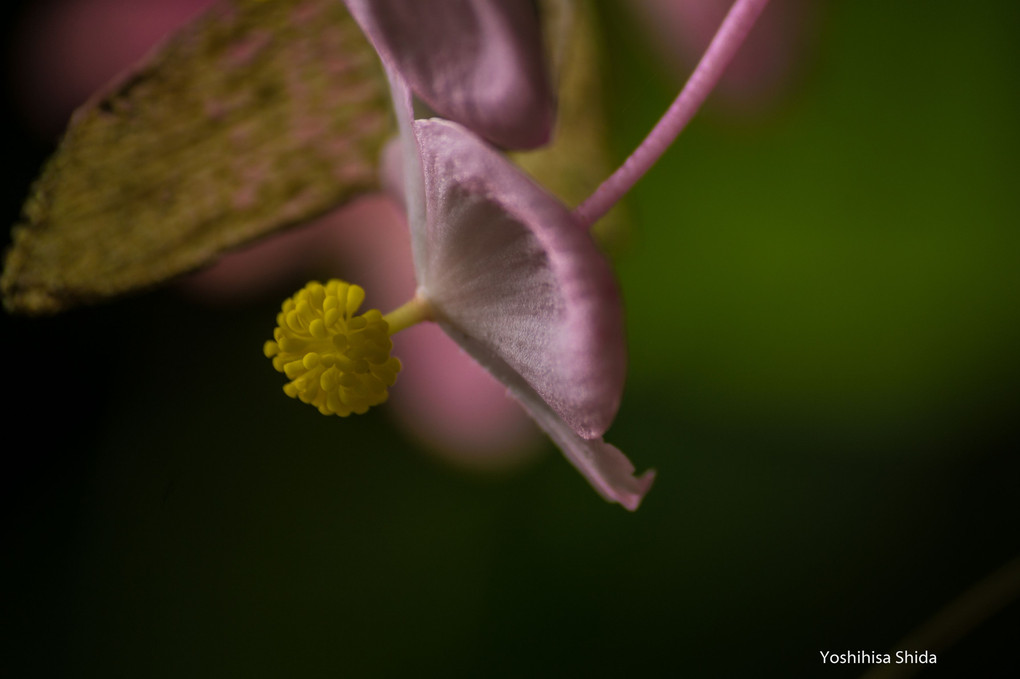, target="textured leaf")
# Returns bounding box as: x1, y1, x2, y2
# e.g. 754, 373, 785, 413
3, 0, 392, 314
